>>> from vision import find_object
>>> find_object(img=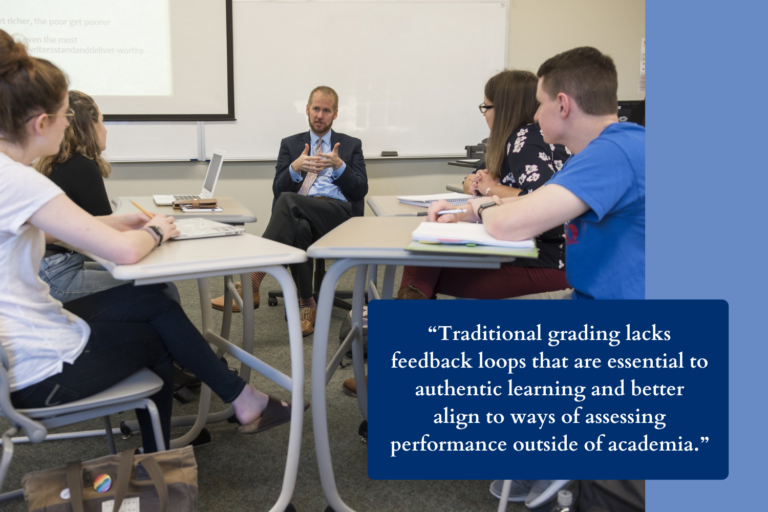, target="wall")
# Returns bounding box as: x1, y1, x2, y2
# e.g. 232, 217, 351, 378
508, 0, 645, 100
104, 0, 645, 222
